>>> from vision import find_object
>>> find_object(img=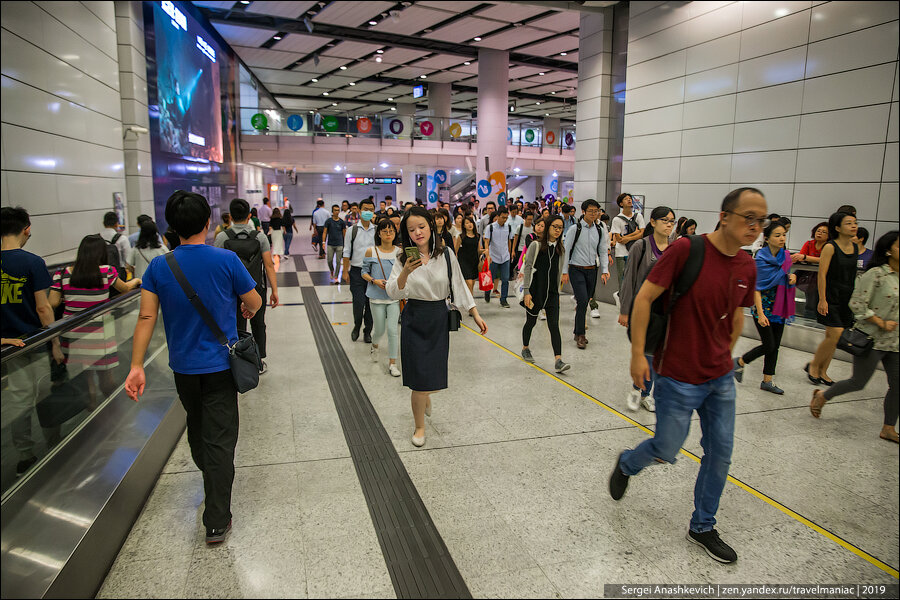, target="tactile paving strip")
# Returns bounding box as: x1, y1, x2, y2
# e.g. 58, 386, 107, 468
301, 283, 472, 599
